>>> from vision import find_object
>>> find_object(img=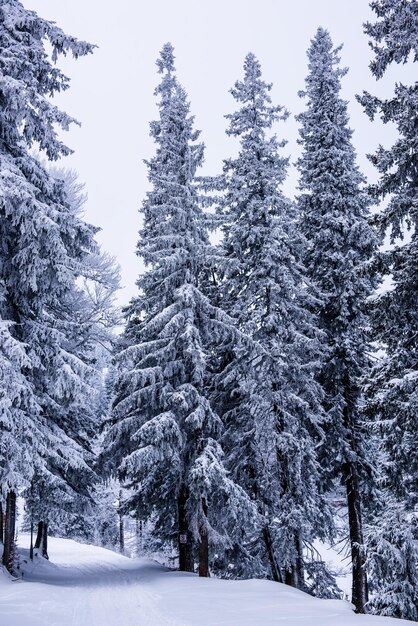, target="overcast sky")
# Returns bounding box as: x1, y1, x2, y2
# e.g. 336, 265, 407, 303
24, 0, 412, 305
